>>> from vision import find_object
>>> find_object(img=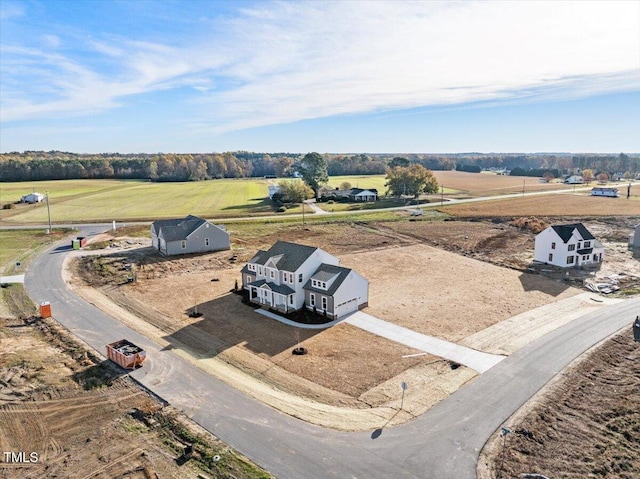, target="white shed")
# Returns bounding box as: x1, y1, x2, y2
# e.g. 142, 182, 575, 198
21, 192, 45, 203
